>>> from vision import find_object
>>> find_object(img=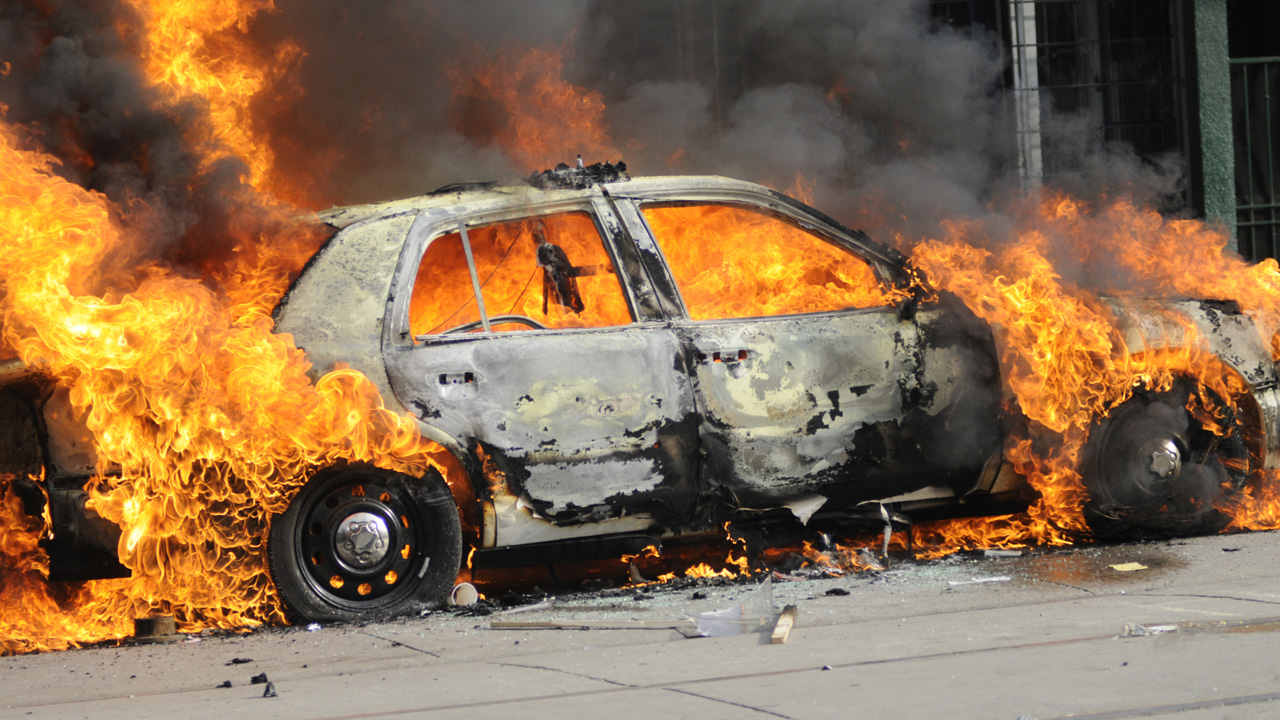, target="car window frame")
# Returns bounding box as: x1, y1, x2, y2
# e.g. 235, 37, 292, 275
384, 194, 652, 348
616, 196, 903, 324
